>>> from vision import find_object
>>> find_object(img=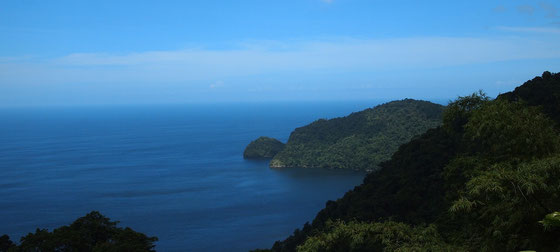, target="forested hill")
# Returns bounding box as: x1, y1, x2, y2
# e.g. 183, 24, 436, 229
243, 136, 285, 159
263, 71, 560, 252
498, 70, 560, 123
270, 99, 444, 171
